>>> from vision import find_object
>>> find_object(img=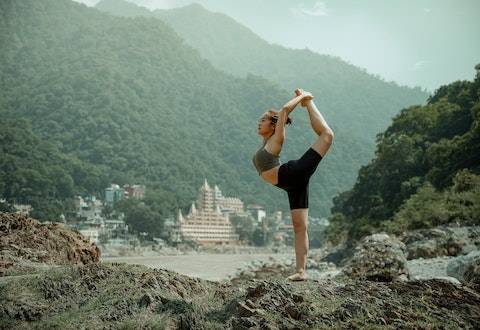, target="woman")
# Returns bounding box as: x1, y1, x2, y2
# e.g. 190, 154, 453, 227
252, 88, 334, 281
